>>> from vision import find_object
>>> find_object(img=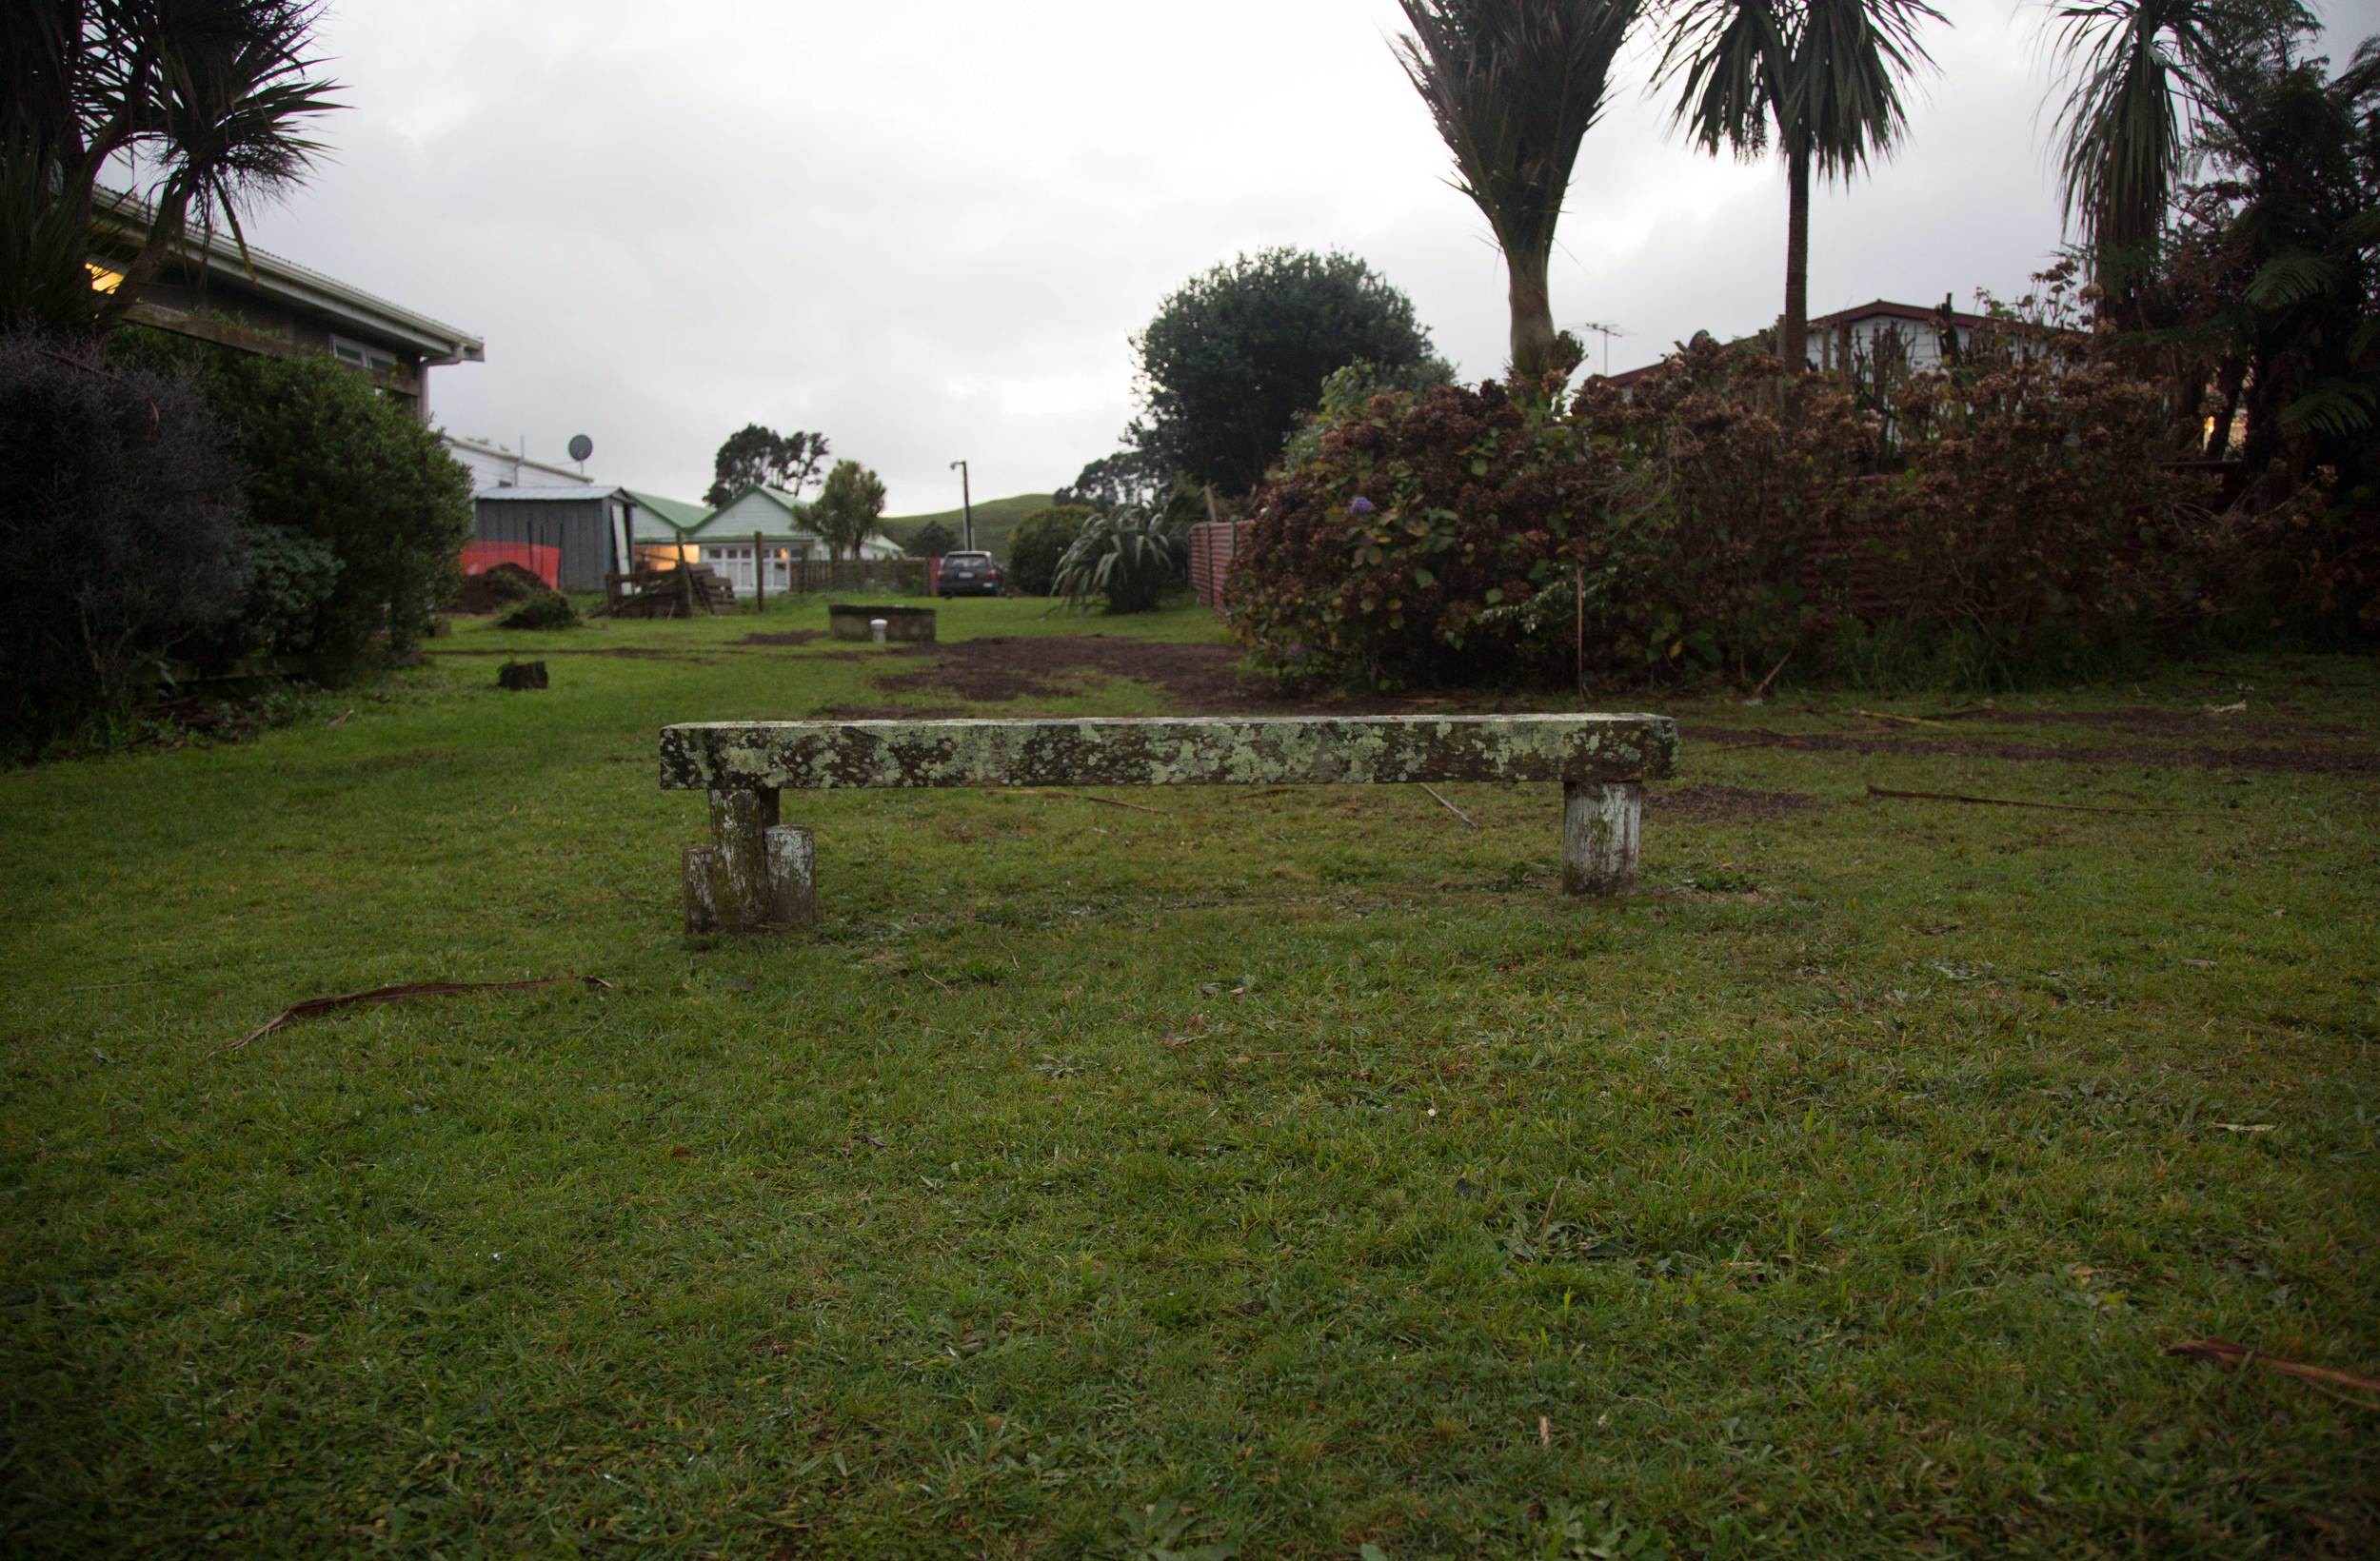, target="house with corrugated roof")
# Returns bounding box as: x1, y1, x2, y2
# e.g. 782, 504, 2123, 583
1605, 296, 2073, 389
682, 486, 902, 596
91, 188, 482, 424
